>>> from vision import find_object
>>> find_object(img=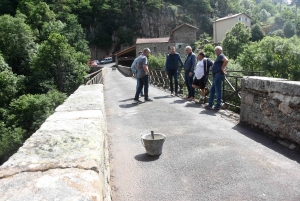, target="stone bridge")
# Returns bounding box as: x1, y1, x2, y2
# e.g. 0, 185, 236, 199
1, 65, 300, 201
